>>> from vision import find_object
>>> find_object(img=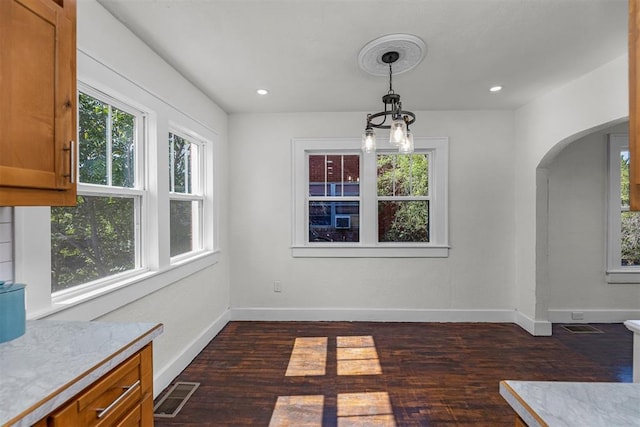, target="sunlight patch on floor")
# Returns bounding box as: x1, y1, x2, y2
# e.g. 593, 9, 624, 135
337, 335, 375, 348
337, 392, 396, 427
337, 335, 382, 375
285, 337, 328, 376
269, 395, 324, 427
